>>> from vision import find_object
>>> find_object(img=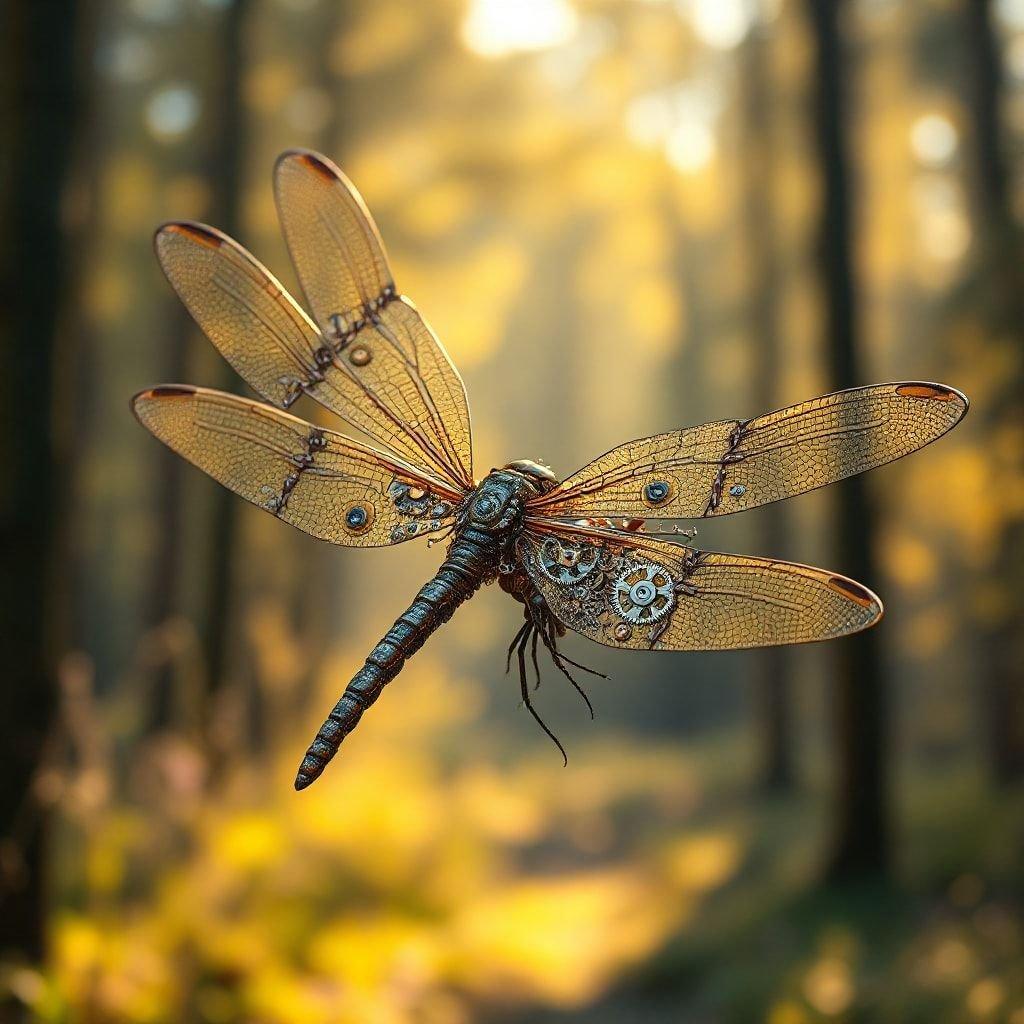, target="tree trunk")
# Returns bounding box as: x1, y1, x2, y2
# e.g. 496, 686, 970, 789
740, 15, 796, 794
0, 0, 87, 959
200, 0, 253, 723
964, 0, 1024, 785
806, 0, 890, 880
144, 303, 193, 734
